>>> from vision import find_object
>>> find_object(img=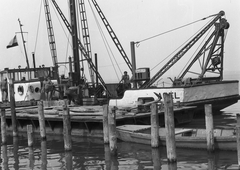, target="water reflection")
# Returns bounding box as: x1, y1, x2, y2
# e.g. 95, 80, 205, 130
104, 144, 111, 170
208, 152, 215, 170
168, 162, 177, 170
13, 137, 19, 170
1, 144, 8, 170
152, 148, 161, 170
41, 140, 47, 169
65, 151, 73, 170
0, 134, 238, 169
28, 146, 34, 170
